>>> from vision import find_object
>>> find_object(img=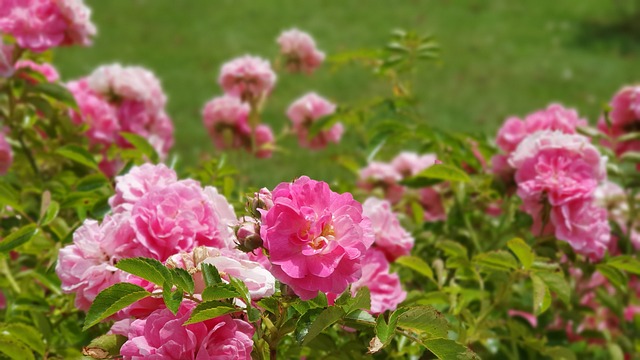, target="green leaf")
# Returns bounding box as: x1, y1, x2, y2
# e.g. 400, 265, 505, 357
228, 276, 251, 305
343, 287, 371, 314
201, 263, 222, 286
302, 306, 345, 345
162, 283, 182, 315
0, 183, 22, 211
32, 82, 77, 108
543, 346, 577, 360
76, 174, 110, 192
436, 240, 468, 259
56, 145, 99, 170
621, 151, 640, 163
535, 271, 570, 305
0, 225, 39, 252
396, 306, 448, 337
39, 200, 59, 227
607, 256, 640, 275
531, 274, 551, 315
201, 283, 242, 301
81, 334, 127, 359
401, 164, 470, 187
115, 257, 172, 287
596, 264, 628, 291
171, 268, 195, 295
83, 283, 151, 330
0, 333, 35, 360
120, 132, 159, 163
507, 238, 534, 269
183, 301, 238, 325
396, 256, 434, 280
422, 338, 479, 360
474, 250, 518, 272
0, 323, 45, 355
